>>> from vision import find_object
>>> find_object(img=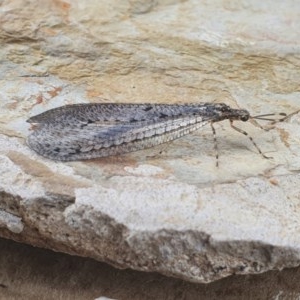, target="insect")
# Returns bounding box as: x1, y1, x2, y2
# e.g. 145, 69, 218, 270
26, 102, 296, 164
